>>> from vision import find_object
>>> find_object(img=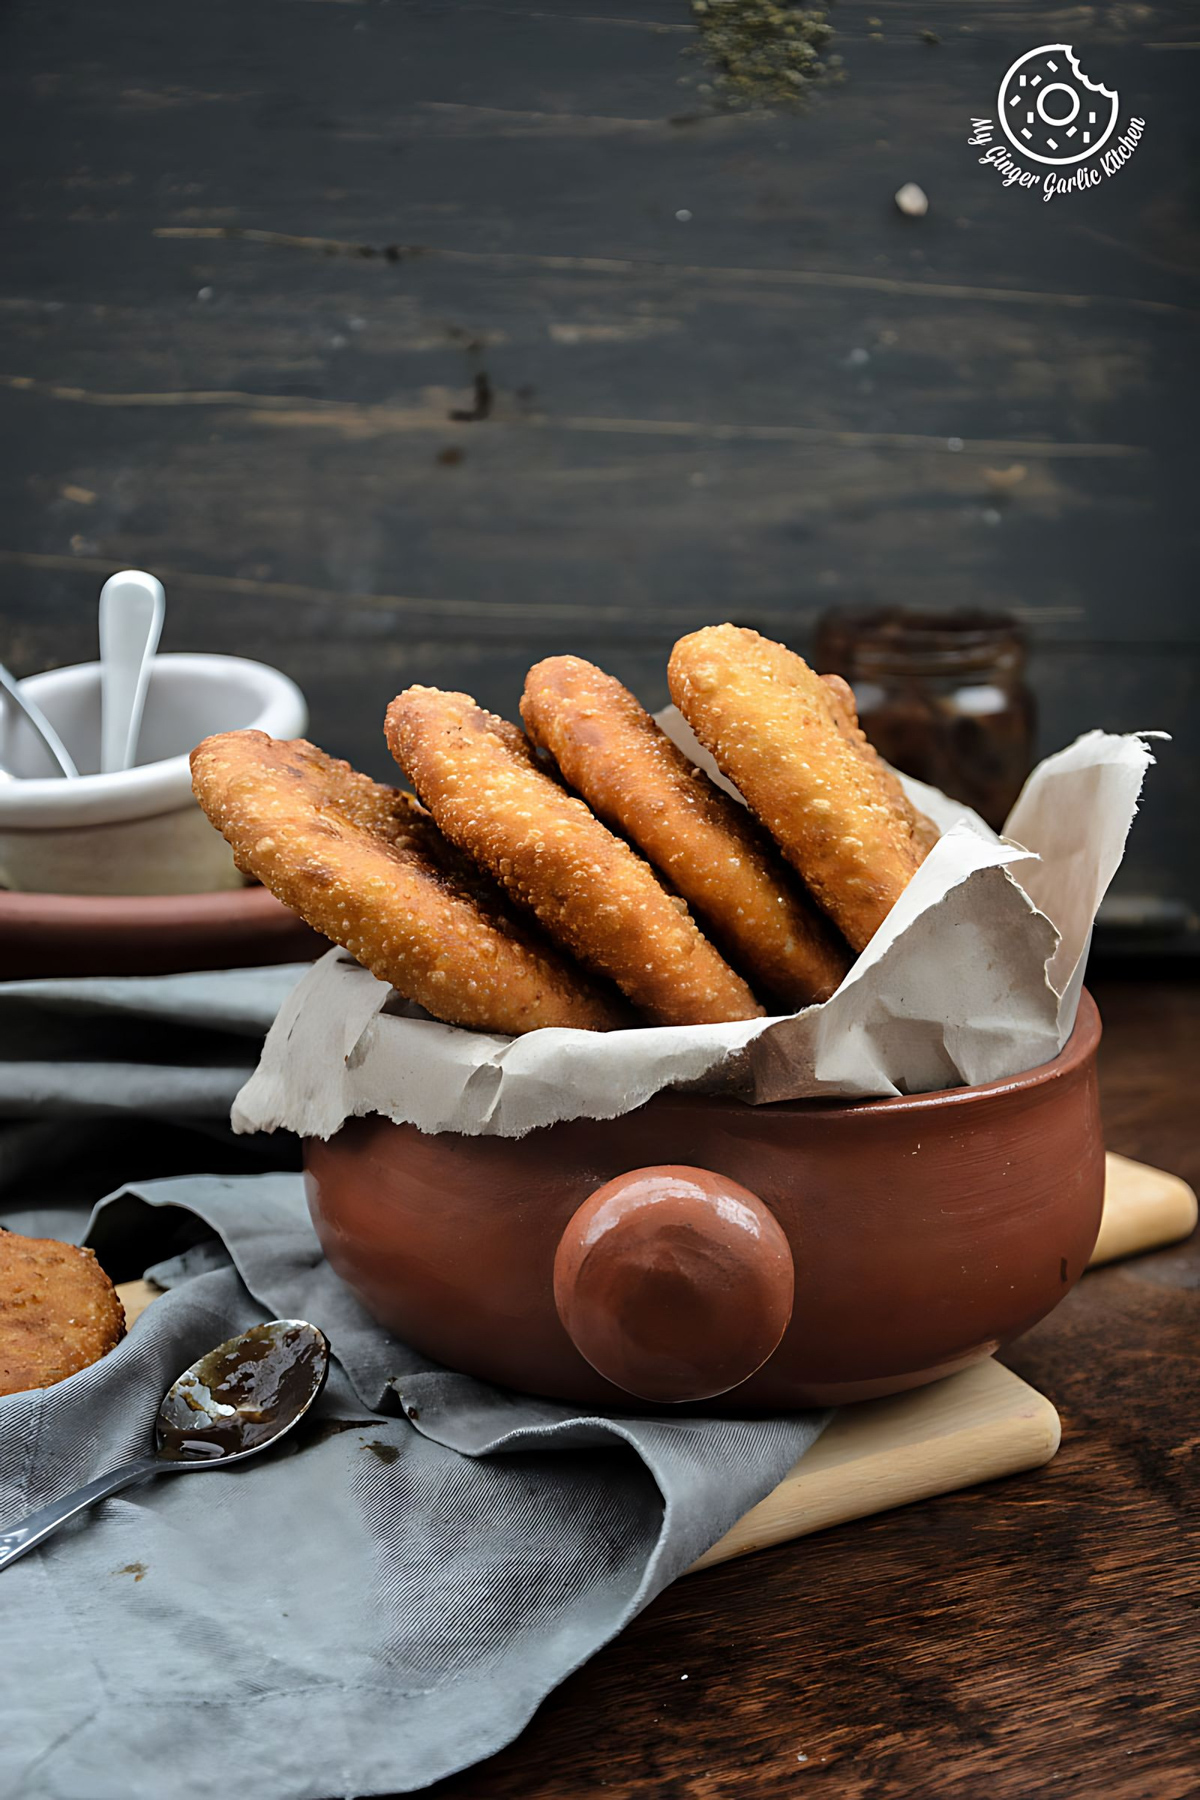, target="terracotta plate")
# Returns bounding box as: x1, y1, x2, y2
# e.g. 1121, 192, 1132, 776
0, 884, 325, 980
